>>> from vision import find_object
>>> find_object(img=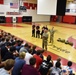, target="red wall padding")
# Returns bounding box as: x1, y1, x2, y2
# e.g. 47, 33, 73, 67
17, 17, 22, 23
0, 0, 4, 4
51, 15, 76, 24
6, 17, 12, 23
63, 16, 75, 24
